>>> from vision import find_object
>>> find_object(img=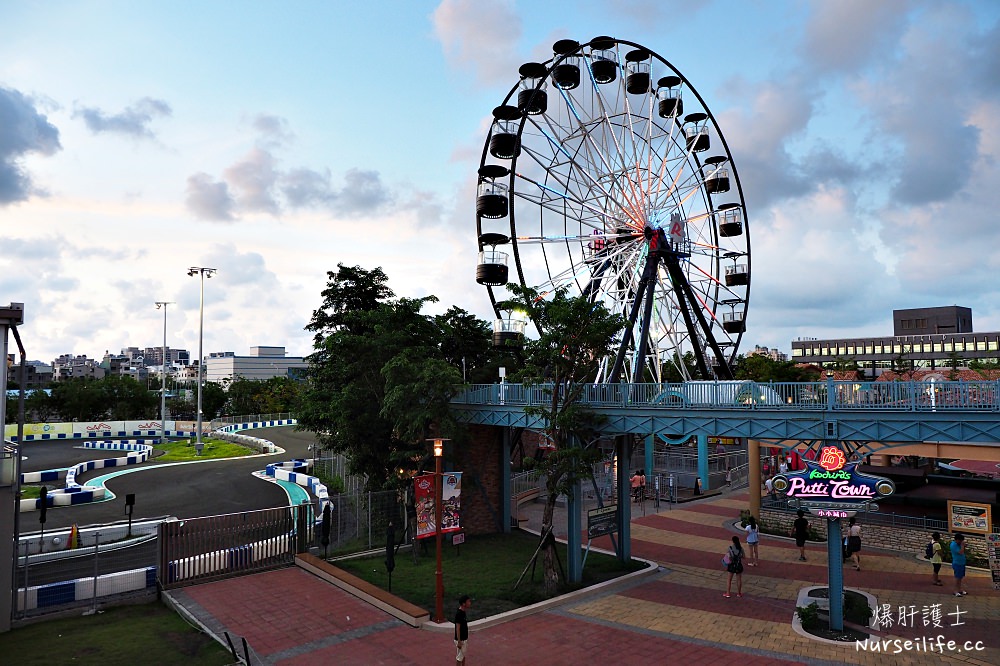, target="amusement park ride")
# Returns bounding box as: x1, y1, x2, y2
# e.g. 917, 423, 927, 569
474, 36, 750, 382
